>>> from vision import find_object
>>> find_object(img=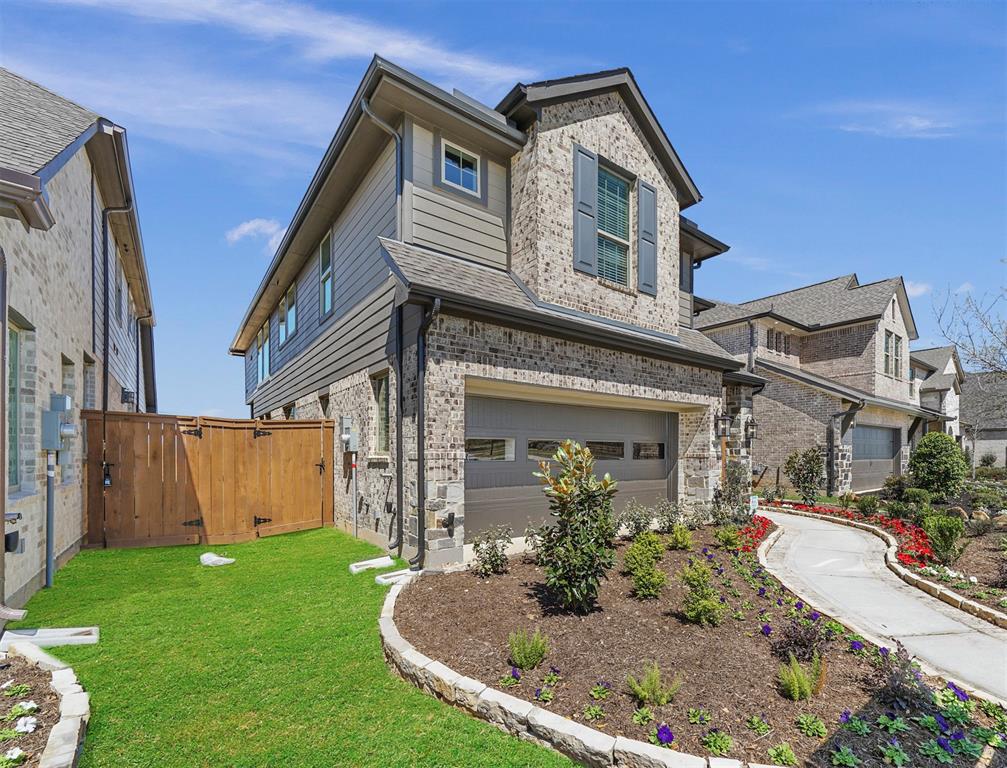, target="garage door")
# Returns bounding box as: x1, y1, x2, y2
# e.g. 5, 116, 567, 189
851, 425, 900, 493
463, 396, 677, 542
